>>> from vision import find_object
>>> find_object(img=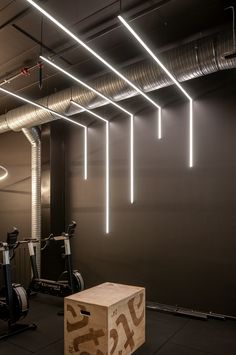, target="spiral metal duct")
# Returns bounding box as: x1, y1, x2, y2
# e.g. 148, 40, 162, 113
0, 30, 235, 133
22, 127, 41, 276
